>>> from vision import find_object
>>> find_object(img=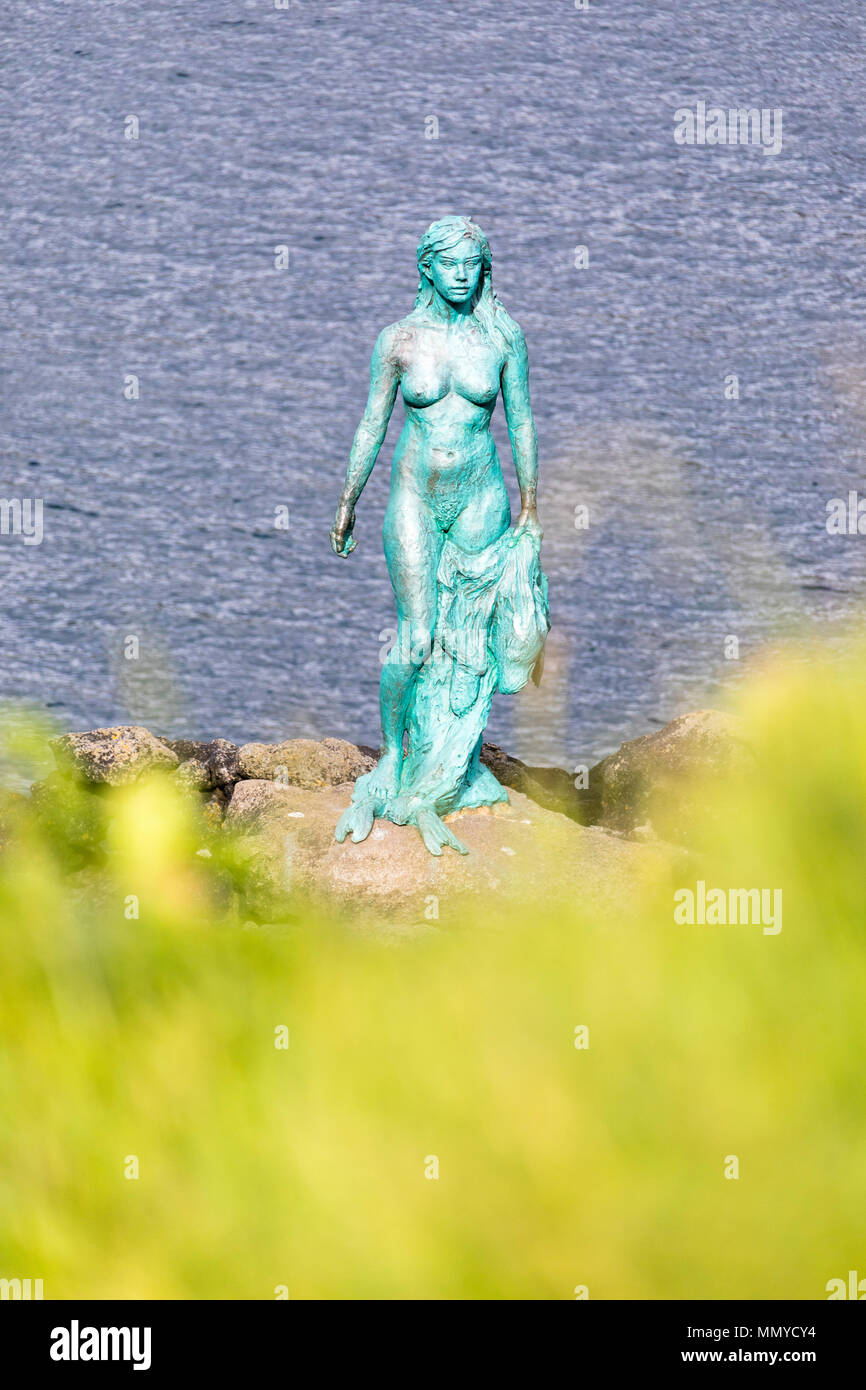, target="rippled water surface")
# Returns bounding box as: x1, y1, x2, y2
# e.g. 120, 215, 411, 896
3, 0, 865, 765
